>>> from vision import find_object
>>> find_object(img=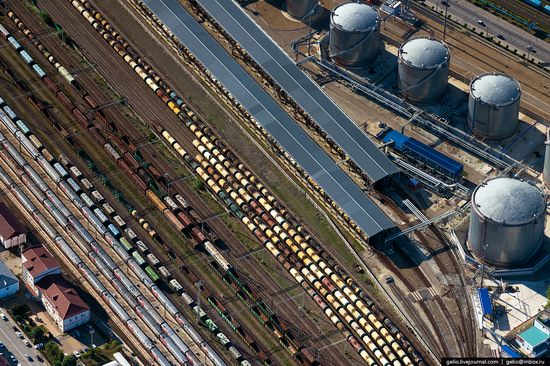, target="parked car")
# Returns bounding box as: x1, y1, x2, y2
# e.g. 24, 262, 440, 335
36, 355, 43, 363
34, 343, 44, 350
15, 331, 22, 338
73, 351, 81, 359
478, 20, 486, 26
441, 1, 449, 5
1, 314, 7, 321
497, 34, 505, 40
24, 354, 32, 361
11, 326, 17, 331
23, 339, 31, 347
